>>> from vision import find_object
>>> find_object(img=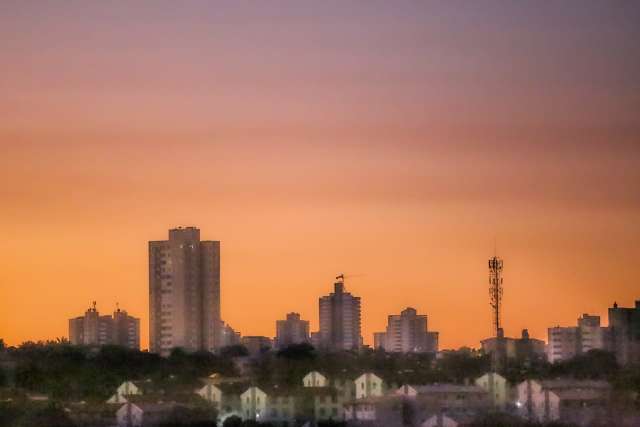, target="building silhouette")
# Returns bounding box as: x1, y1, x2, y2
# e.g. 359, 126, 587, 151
275, 312, 310, 349
608, 300, 640, 366
69, 302, 140, 349
481, 329, 545, 366
149, 226, 221, 355
317, 276, 362, 351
